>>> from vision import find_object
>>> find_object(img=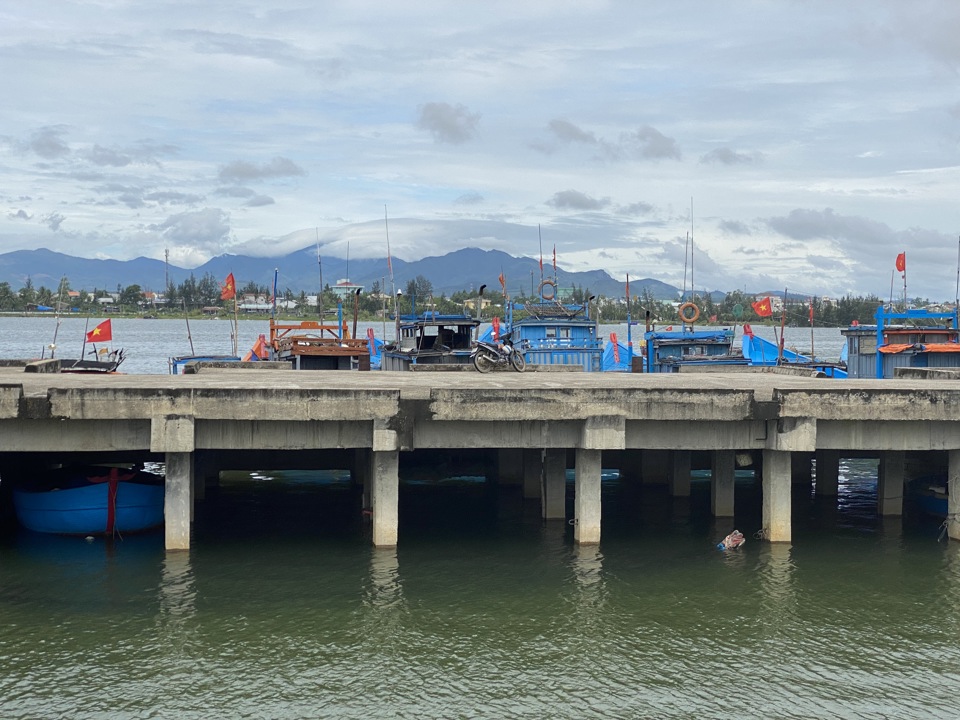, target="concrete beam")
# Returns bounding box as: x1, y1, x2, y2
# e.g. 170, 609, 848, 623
768, 417, 816, 453
151, 415, 195, 453
581, 415, 626, 450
